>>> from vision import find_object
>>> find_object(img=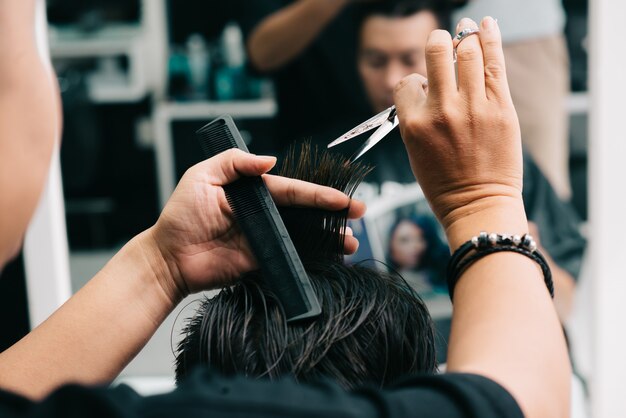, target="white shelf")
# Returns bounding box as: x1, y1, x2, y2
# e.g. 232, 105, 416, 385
49, 24, 143, 58
156, 99, 277, 120
49, 24, 152, 103
153, 99, 277, 208
567, 92, 589, 115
